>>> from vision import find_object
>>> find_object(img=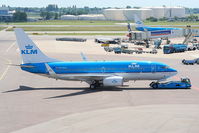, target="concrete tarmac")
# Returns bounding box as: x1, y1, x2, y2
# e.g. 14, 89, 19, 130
10, 104, 199, 133
0, 31, 199, 133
